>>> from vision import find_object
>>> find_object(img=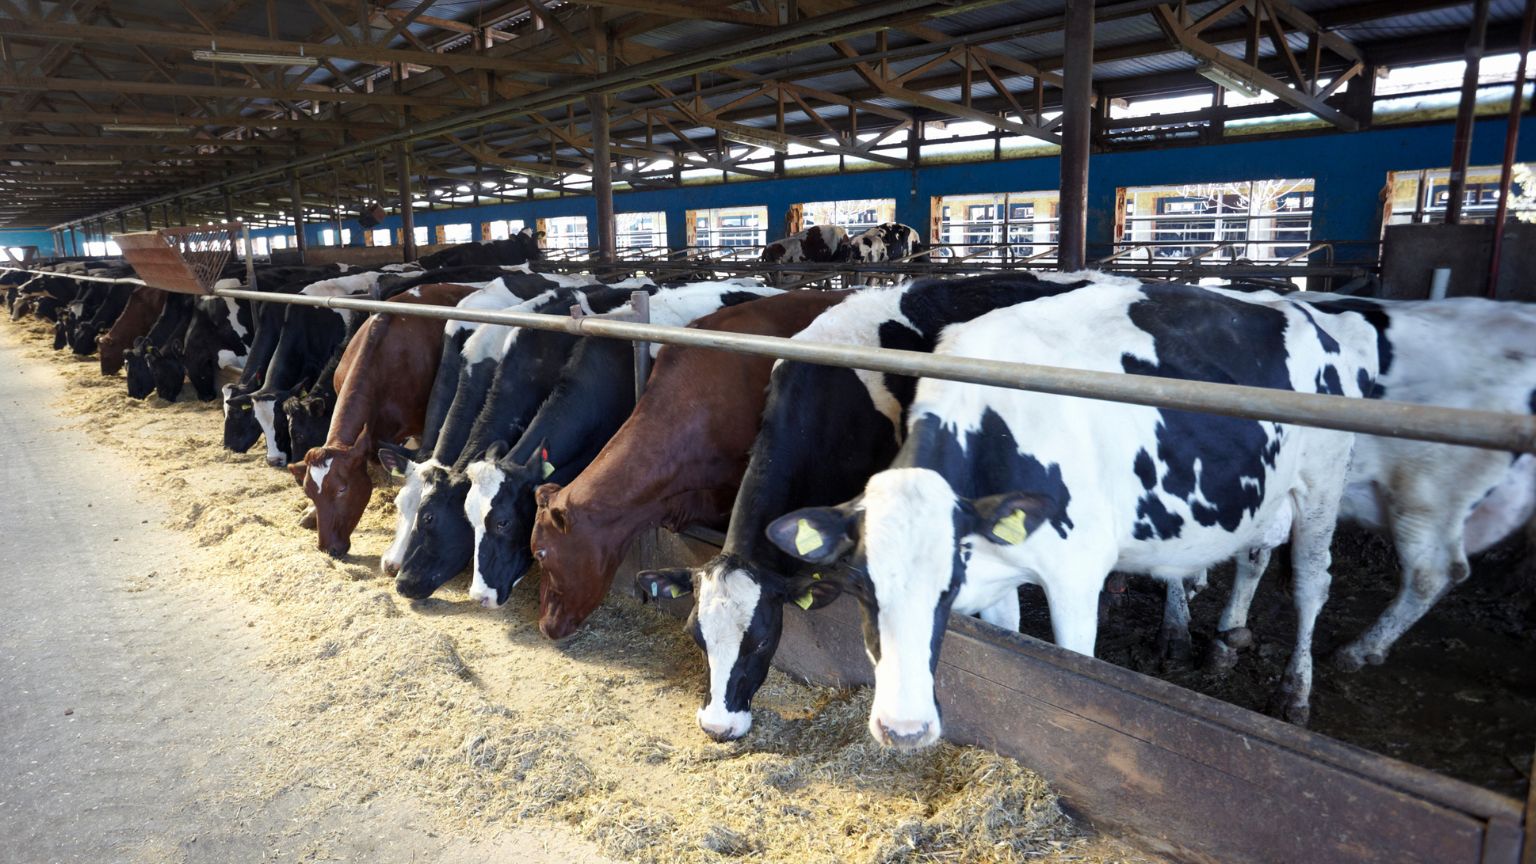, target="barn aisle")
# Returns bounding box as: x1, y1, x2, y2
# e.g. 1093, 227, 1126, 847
0, 328, 614, 864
